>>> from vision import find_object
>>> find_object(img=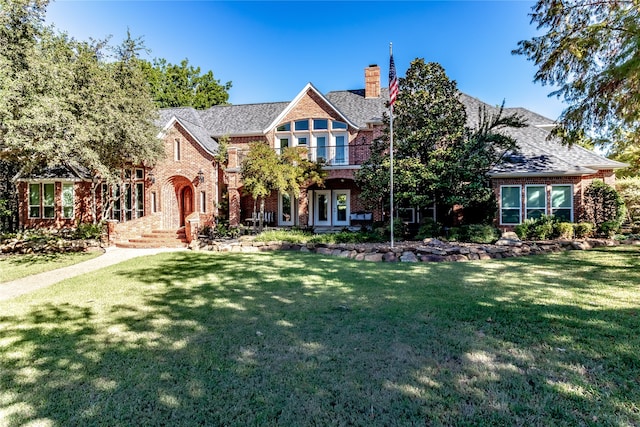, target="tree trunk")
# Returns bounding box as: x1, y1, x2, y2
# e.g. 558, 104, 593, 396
259, 197, 265, 231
